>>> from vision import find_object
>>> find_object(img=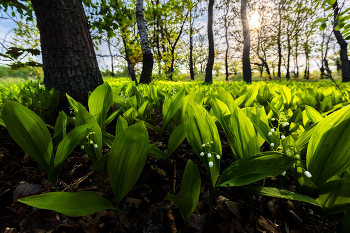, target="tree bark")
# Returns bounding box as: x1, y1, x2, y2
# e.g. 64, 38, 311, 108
241, 0, 251, 83
225, 14, 229, 81
31, 0, 103, 108
332, 1, 350, 82
107, 39, 114, 77
277, 2, 282, 79
136, 0, 153, 84
286, 32, 291, 80
205, 0, 214, 83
